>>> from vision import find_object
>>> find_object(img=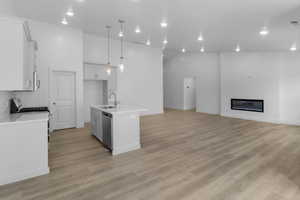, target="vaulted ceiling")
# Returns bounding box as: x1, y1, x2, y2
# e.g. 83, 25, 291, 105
12, 0, 300, 53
